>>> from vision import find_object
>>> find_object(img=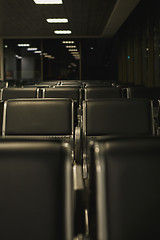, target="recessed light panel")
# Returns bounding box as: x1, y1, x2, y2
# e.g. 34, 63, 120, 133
54, 30, 72, 34
47, 18, 68, 23
68, 49, 78, 52
34, 50, 42, 54
27, 48, 38, 51
18, 44, 30, 47
62, 41, 74, 44
34, 0, 62, 4
65, 45, 76, 48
